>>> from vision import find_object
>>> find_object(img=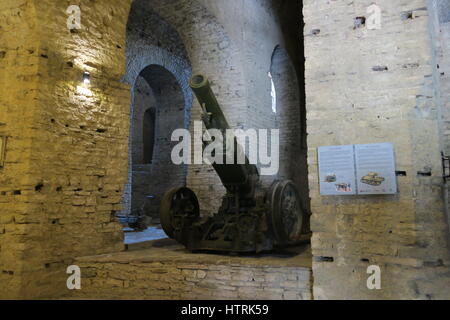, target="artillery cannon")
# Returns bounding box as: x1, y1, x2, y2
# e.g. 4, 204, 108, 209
160, 74, 306, 253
